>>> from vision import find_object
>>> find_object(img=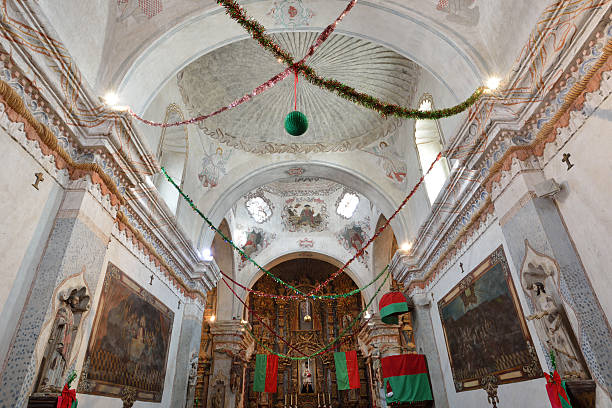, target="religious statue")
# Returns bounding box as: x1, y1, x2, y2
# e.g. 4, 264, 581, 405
185, 352, 199, 408
211, 383, 224, 408
37, 287, 90, 392
526, 282, 587, 379
520, 242, 588, 379
300, 360, 314, 393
